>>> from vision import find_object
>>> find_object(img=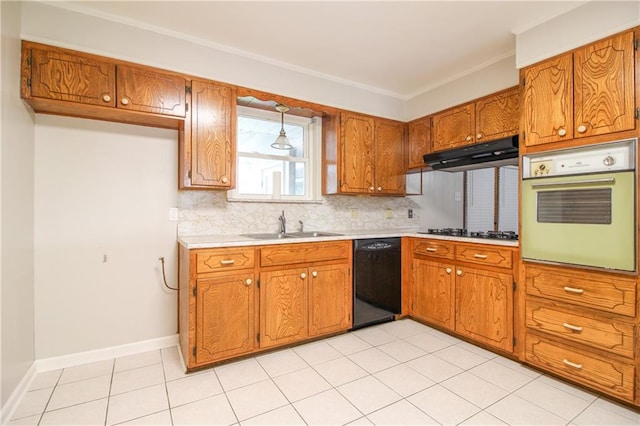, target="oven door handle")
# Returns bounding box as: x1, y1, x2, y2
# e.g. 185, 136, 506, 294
530, 177, 616, 189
